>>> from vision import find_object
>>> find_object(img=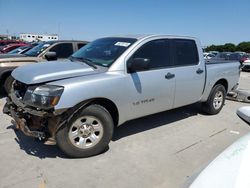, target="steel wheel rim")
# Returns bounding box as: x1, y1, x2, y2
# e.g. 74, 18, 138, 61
213, 91, 223, 110
68, 116, 104, 149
